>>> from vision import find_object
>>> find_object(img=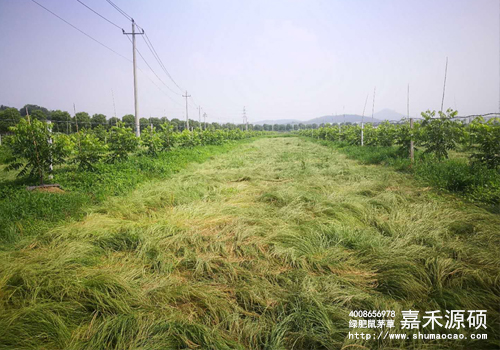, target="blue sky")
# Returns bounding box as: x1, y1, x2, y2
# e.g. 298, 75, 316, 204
0, 0, 498, 123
